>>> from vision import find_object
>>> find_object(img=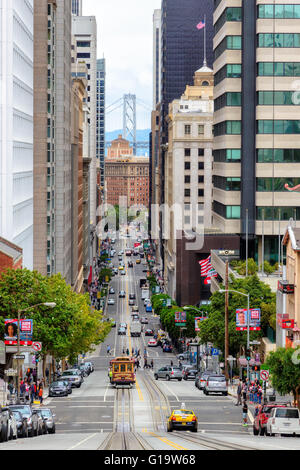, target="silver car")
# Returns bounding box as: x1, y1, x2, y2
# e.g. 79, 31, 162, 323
60, 370, 83, 388
154, 366, 183, 381
203, 374, 228, 396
